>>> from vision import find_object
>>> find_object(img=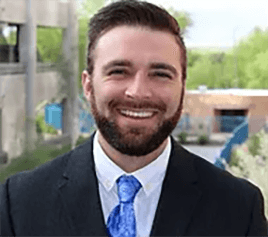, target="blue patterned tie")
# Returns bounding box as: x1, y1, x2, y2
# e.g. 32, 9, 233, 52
107, 175, 142, 237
